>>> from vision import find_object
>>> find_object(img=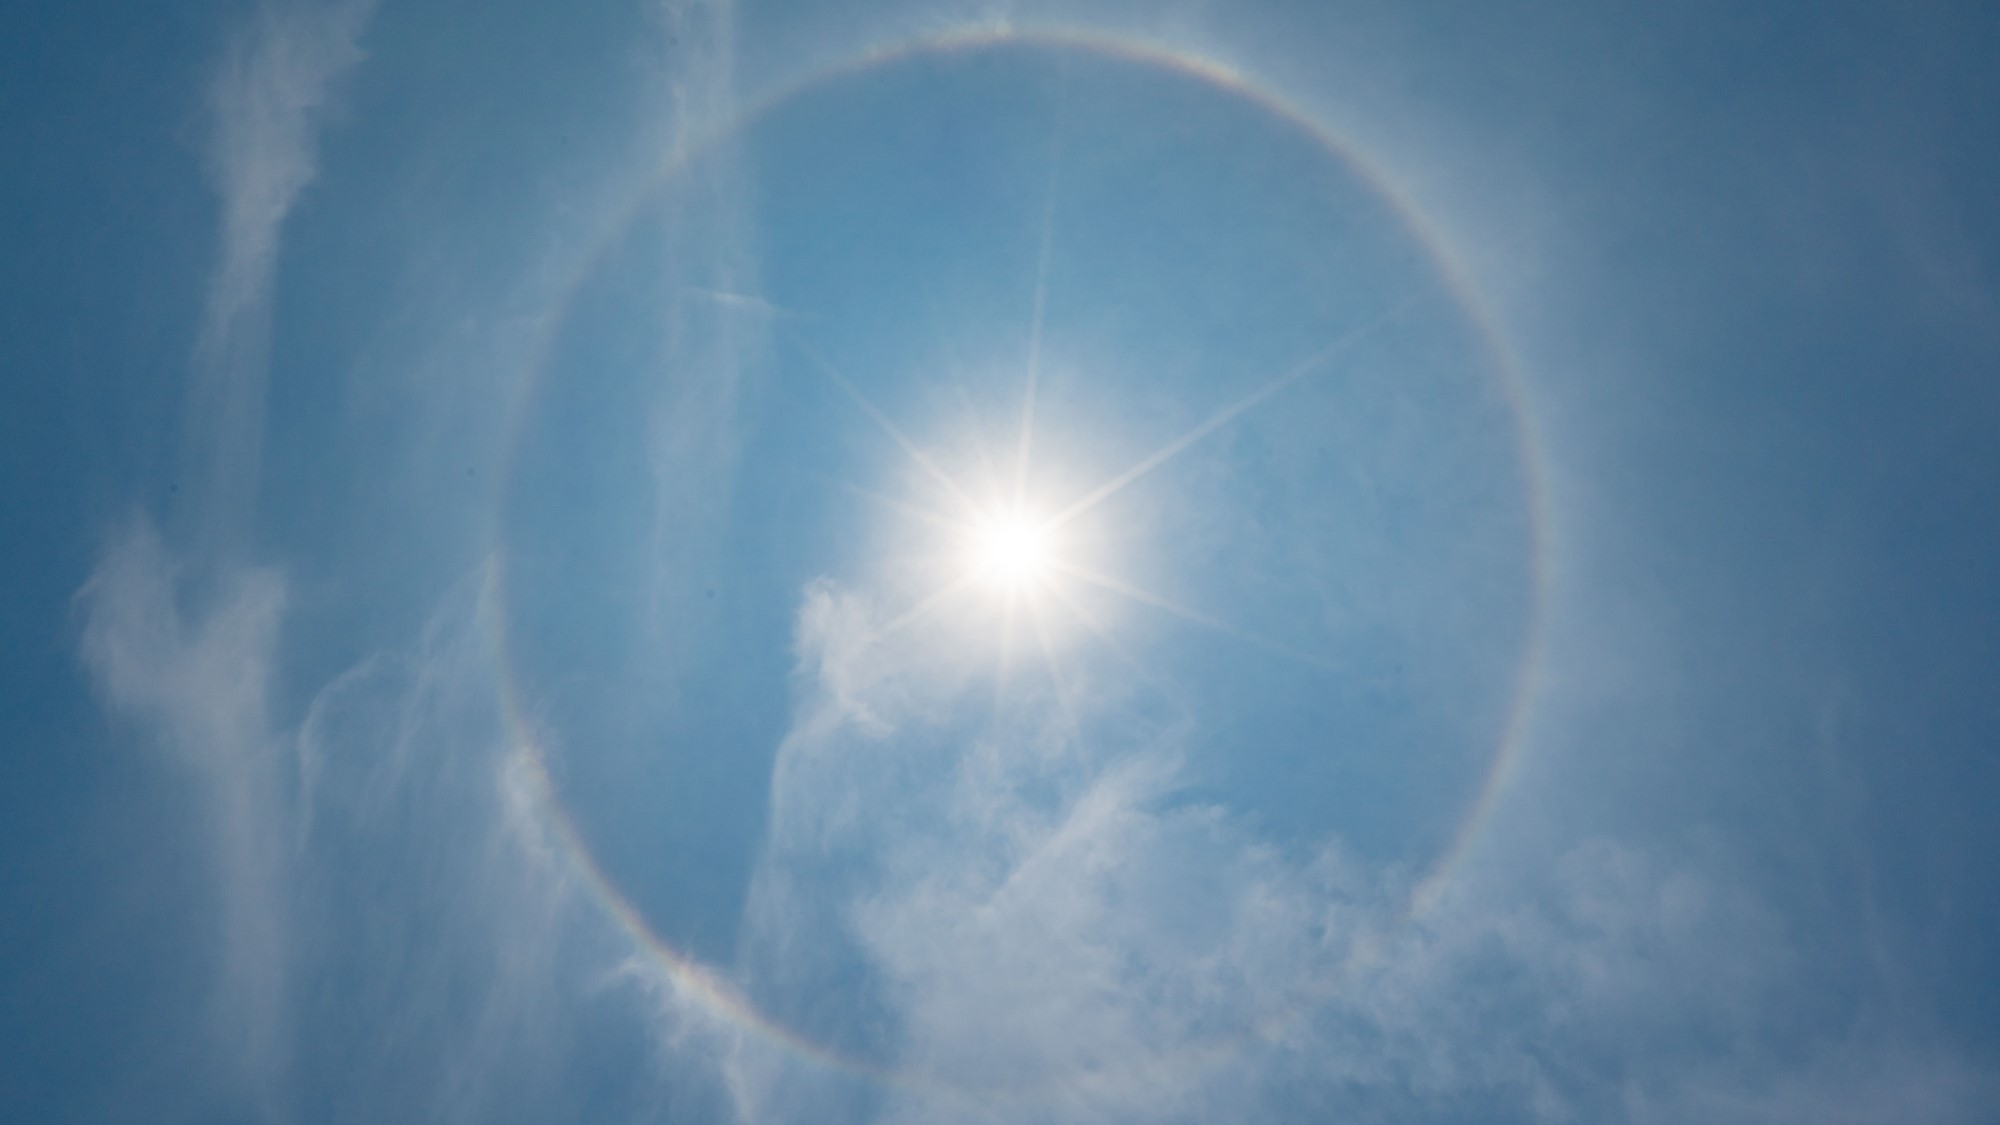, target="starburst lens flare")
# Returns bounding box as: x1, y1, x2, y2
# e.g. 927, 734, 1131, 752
968, 511, 1053, 590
